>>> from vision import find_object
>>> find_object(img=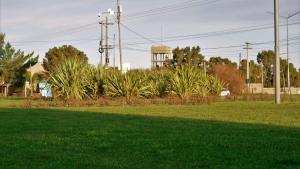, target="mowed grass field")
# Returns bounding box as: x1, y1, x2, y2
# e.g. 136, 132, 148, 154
0, 98, 300, 169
